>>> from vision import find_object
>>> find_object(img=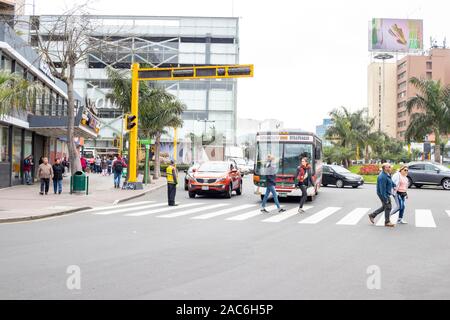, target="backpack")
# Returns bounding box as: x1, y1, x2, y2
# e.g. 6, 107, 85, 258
24, 159, 30, 166
114, 161, 123, 173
